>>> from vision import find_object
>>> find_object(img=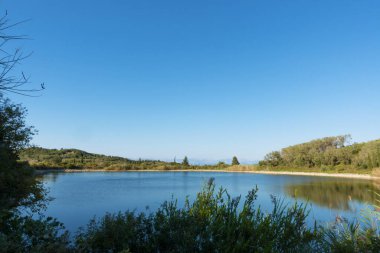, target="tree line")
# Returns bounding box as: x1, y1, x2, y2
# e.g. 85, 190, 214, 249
259, 135, 380, 170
